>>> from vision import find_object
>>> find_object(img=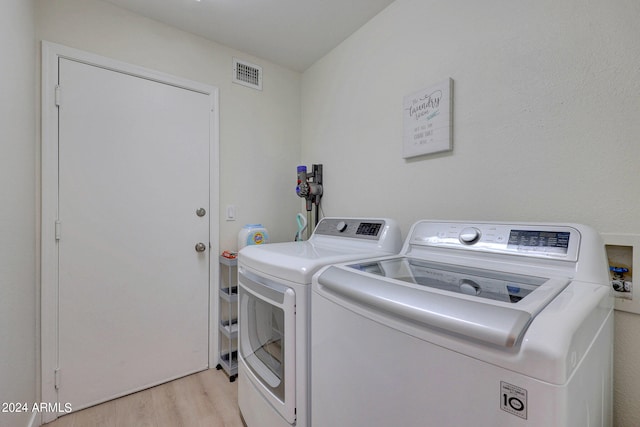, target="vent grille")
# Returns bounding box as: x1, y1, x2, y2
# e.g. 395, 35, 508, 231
233, 58, 262, 90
